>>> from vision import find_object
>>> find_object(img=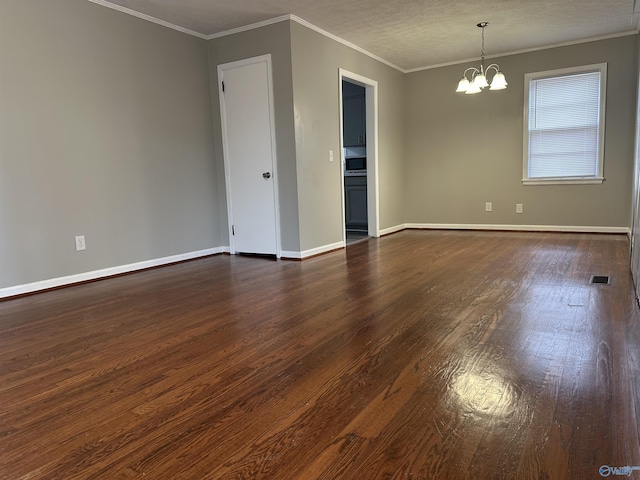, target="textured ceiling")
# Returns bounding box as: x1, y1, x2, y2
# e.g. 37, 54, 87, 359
96, 0, 639, 70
